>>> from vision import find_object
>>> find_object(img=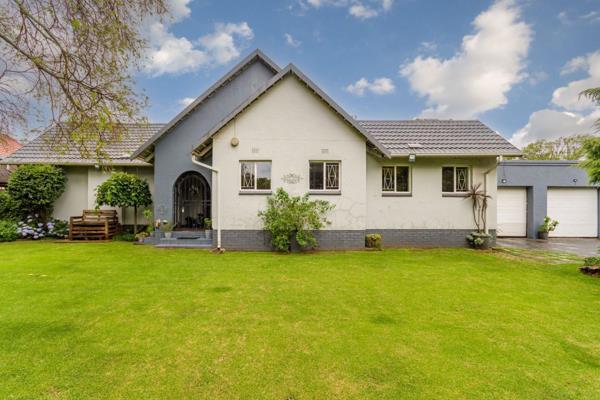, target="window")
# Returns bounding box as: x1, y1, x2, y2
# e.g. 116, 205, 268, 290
442, 166, 470, 193
382, 166, 411, 193
240, 161, 271, 191
309, 161, 340, 191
